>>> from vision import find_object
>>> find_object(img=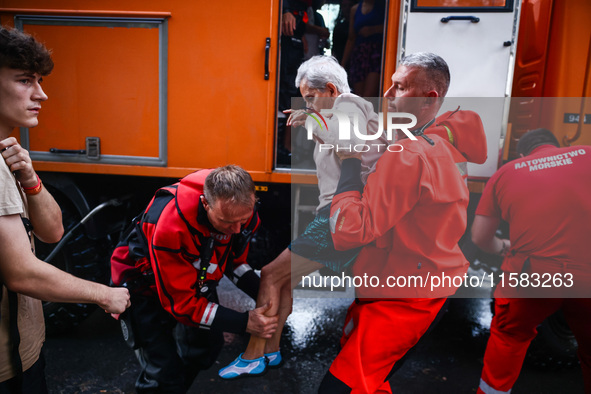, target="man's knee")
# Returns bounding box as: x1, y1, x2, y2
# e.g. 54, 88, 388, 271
491, 317, 539, 343
261, 249, 292, 284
